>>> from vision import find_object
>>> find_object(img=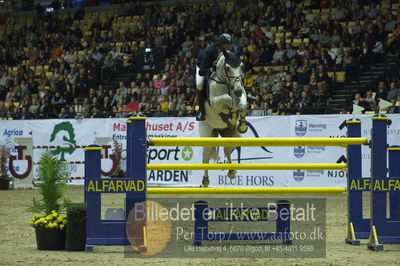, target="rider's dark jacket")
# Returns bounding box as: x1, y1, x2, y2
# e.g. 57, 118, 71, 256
197, 44, 219, 76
